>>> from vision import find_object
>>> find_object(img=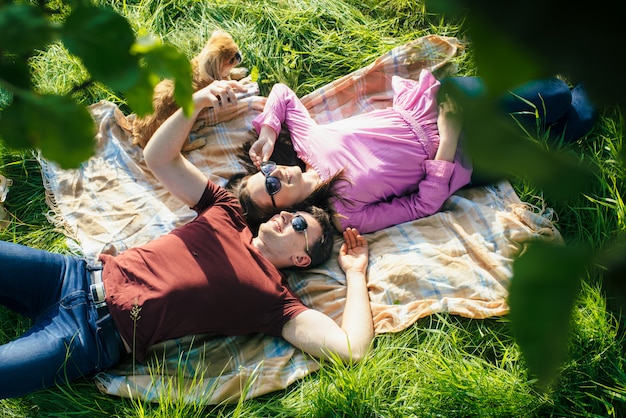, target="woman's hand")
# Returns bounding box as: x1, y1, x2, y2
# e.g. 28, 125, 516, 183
249, 125, 277, 168
434, 95, 463, 162
193, 80, 247, 111
338, 228, 369, 275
